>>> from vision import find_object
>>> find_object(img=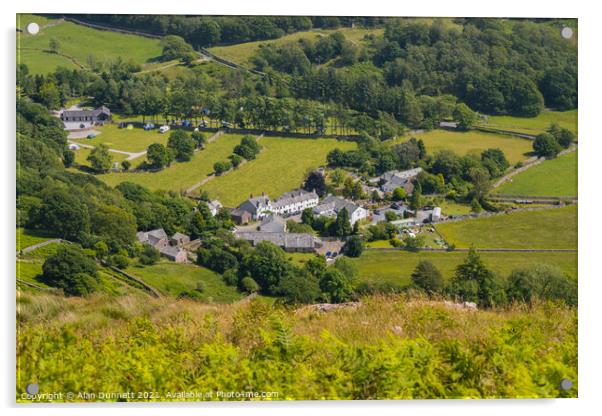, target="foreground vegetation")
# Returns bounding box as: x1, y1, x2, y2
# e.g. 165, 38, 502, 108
16, 292, 577, 401
496, 151, 577, 197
